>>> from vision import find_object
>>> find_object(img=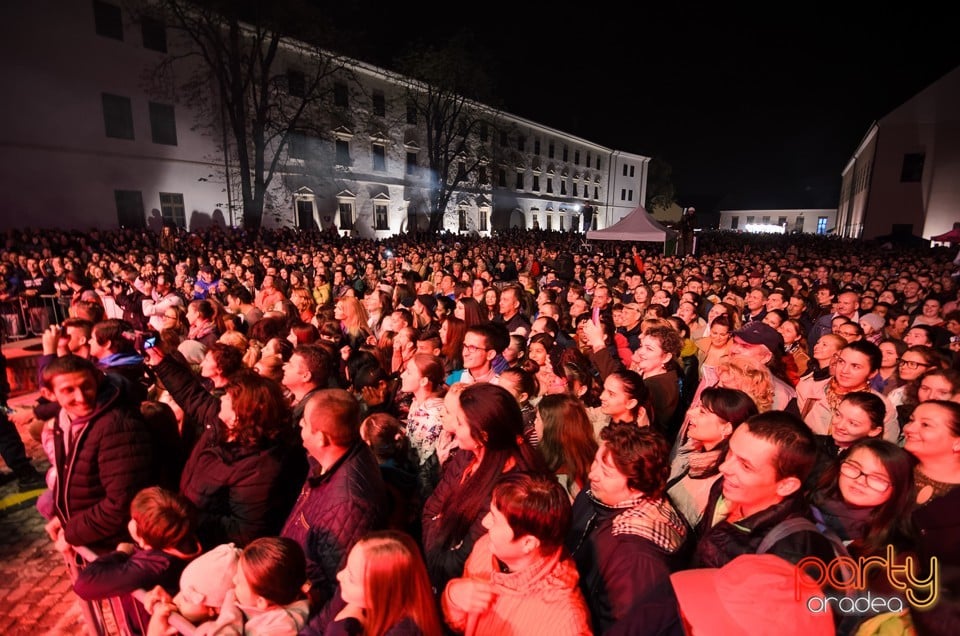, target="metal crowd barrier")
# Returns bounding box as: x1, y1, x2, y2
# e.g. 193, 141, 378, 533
0, 295, 67, 341
67, 545, 196, 636
0, 299, 26, 341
